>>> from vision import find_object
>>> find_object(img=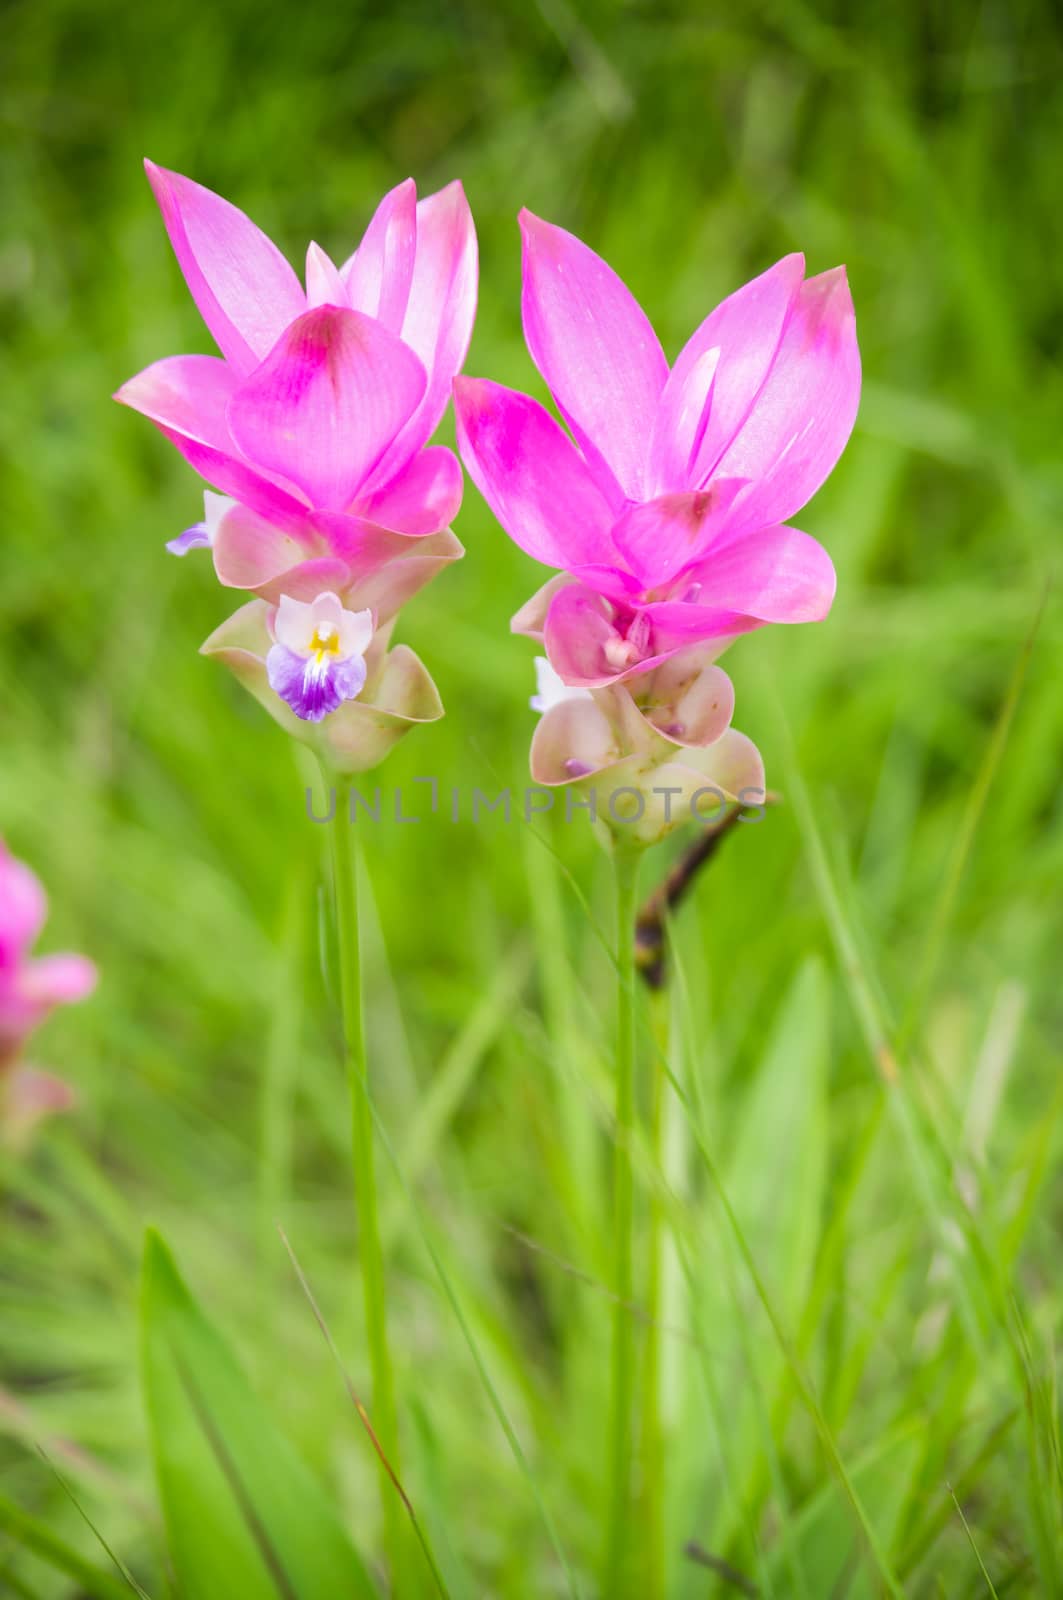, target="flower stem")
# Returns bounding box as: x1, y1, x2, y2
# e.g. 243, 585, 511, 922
603, 845, 642, 1598
641, 983, 670, 1599
326, 775, 405, 1588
